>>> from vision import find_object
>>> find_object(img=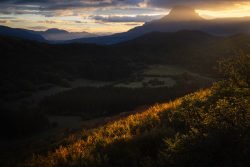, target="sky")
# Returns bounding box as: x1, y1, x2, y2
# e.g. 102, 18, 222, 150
1, 0, 250, 34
